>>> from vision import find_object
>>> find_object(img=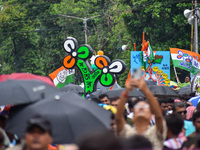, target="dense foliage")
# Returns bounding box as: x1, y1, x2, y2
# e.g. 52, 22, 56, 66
0, 0, 198, 86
